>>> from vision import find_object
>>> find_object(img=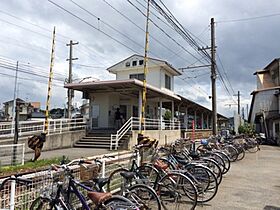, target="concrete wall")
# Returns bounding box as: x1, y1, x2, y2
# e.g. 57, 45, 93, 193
0, 130, 85, 153
129, 130, 180, 149
184, 130, 212, 139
